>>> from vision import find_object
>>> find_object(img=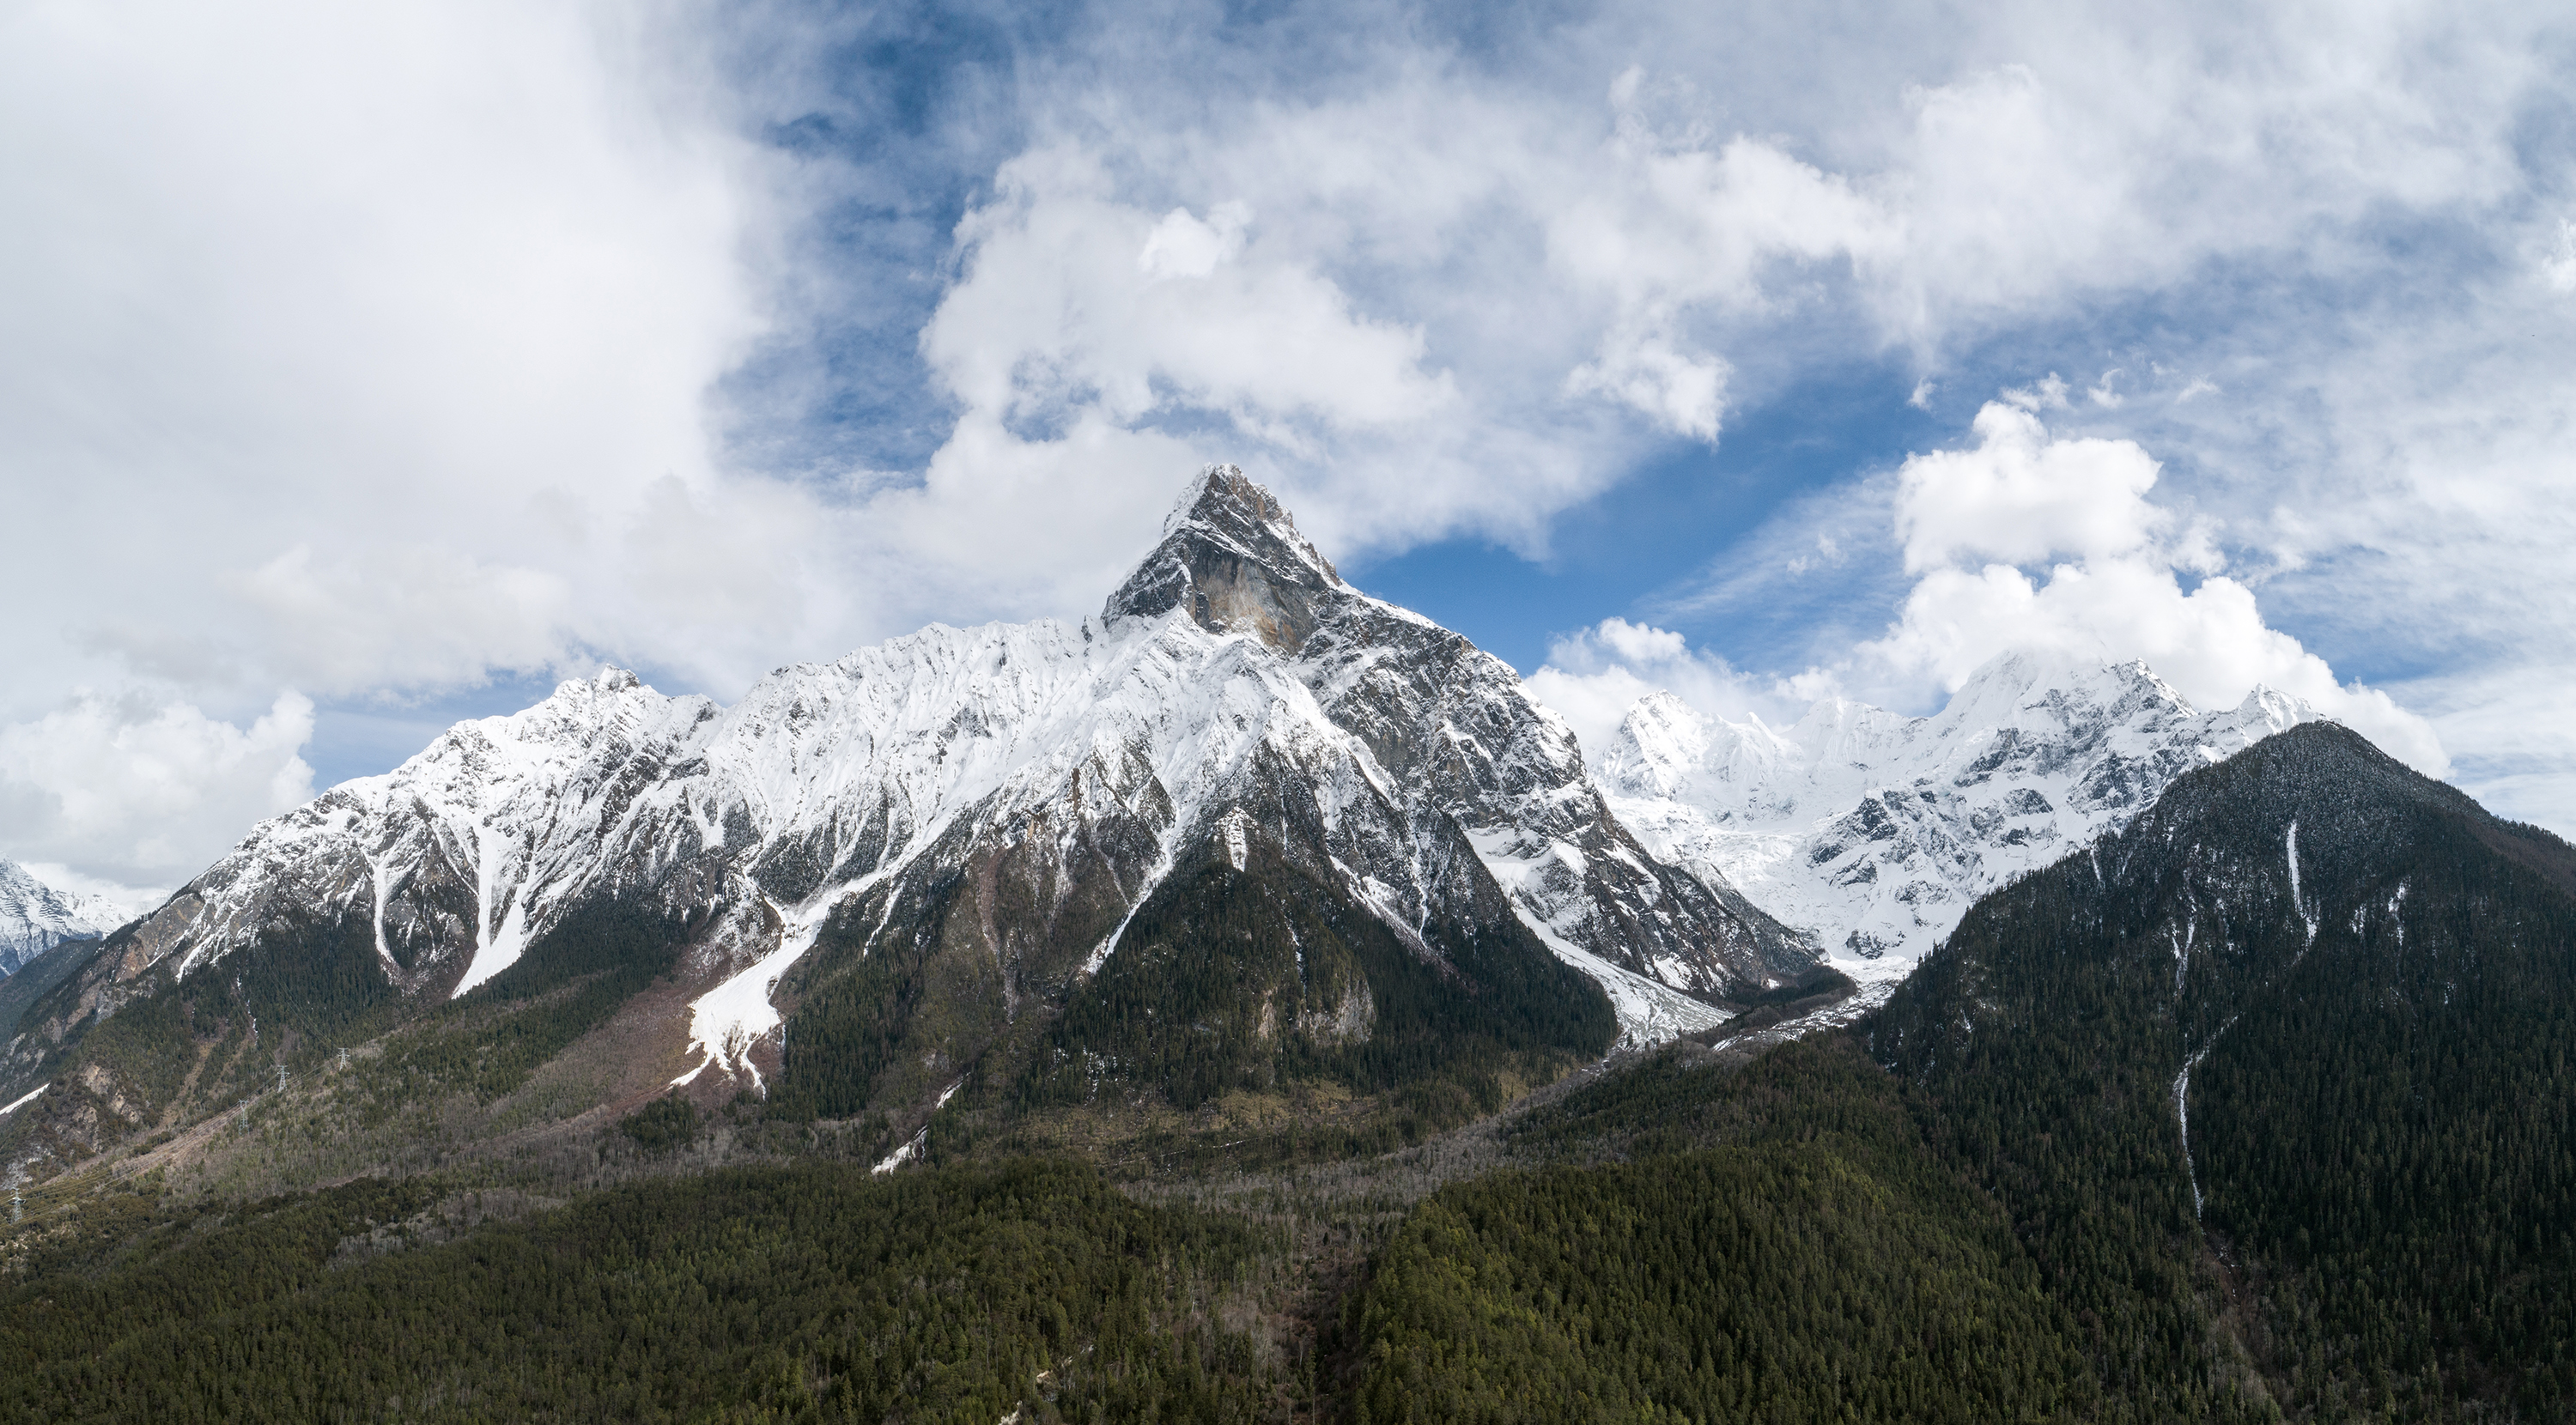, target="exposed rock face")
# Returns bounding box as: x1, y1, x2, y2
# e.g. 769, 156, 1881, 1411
6, 466, 1815, 1120
1106, 465, 1345, 653
1592, 652, 2313, 985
